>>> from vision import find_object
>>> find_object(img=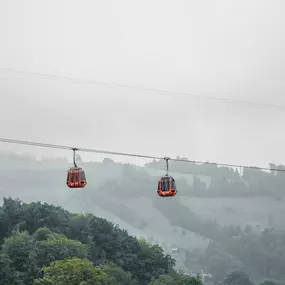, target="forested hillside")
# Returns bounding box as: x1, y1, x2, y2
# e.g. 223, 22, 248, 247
0, 152, 285, 284
0, 197, 202, 285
